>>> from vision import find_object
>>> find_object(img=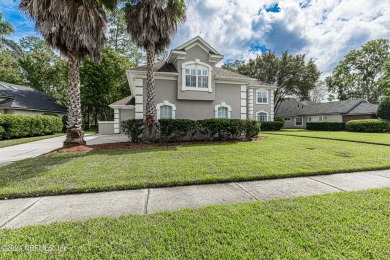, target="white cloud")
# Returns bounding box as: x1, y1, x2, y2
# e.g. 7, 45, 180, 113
171, 0, 390, 77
